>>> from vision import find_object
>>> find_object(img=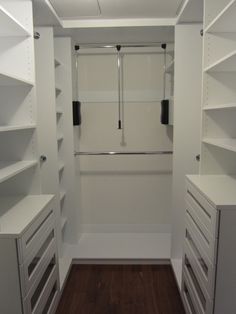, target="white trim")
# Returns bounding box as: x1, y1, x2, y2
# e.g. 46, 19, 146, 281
73, 259, 170, 265
61, 18, 176, 28
81, 223, 171, 234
